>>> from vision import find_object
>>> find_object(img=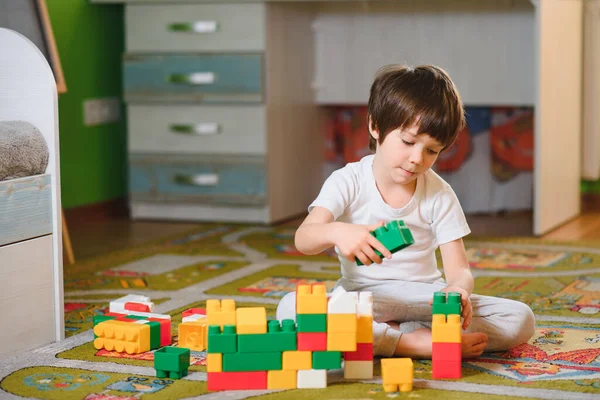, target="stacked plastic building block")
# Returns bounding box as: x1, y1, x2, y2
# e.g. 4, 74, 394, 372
431, 291, 462, 379
356, 220, 415, 265
206, 283, 373, 391
93, 295, 171, 354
